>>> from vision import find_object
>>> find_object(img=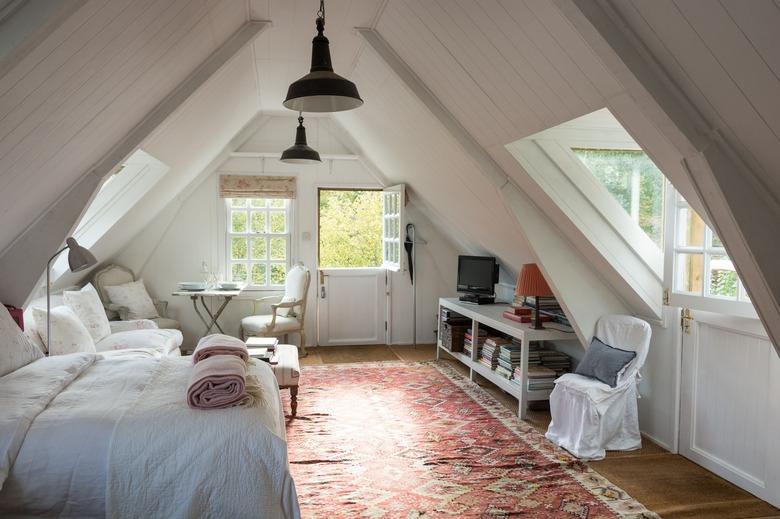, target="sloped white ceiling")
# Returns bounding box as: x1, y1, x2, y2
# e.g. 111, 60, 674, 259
334, 47, 534, 274
53, 45, 262, 291
0, 0, 245, 255
3, 0, 779, 342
